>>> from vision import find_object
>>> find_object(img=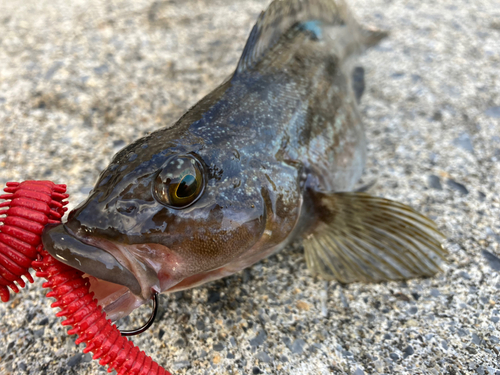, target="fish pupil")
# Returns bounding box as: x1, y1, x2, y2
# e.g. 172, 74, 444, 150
176, 174, 198, 198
